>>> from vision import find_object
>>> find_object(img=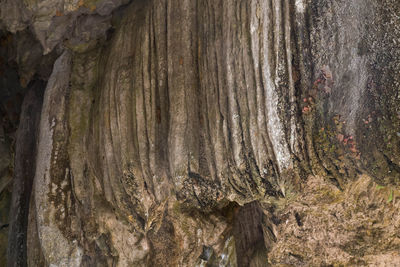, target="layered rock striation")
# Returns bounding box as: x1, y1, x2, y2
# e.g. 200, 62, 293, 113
0, 0, 399, 266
